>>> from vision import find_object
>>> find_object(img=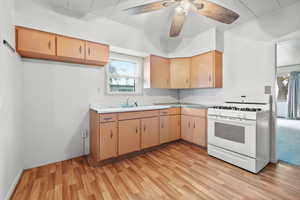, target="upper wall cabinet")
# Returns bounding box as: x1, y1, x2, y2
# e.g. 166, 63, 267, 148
85, 41, 109, 66
144, 50, 223, 89
170, 58, 191, 89
144, 55, 170, 88
16, 27, 56, 59
16, 26, 109, 66
190, 50, 222, 88
57, 36, 85, 62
